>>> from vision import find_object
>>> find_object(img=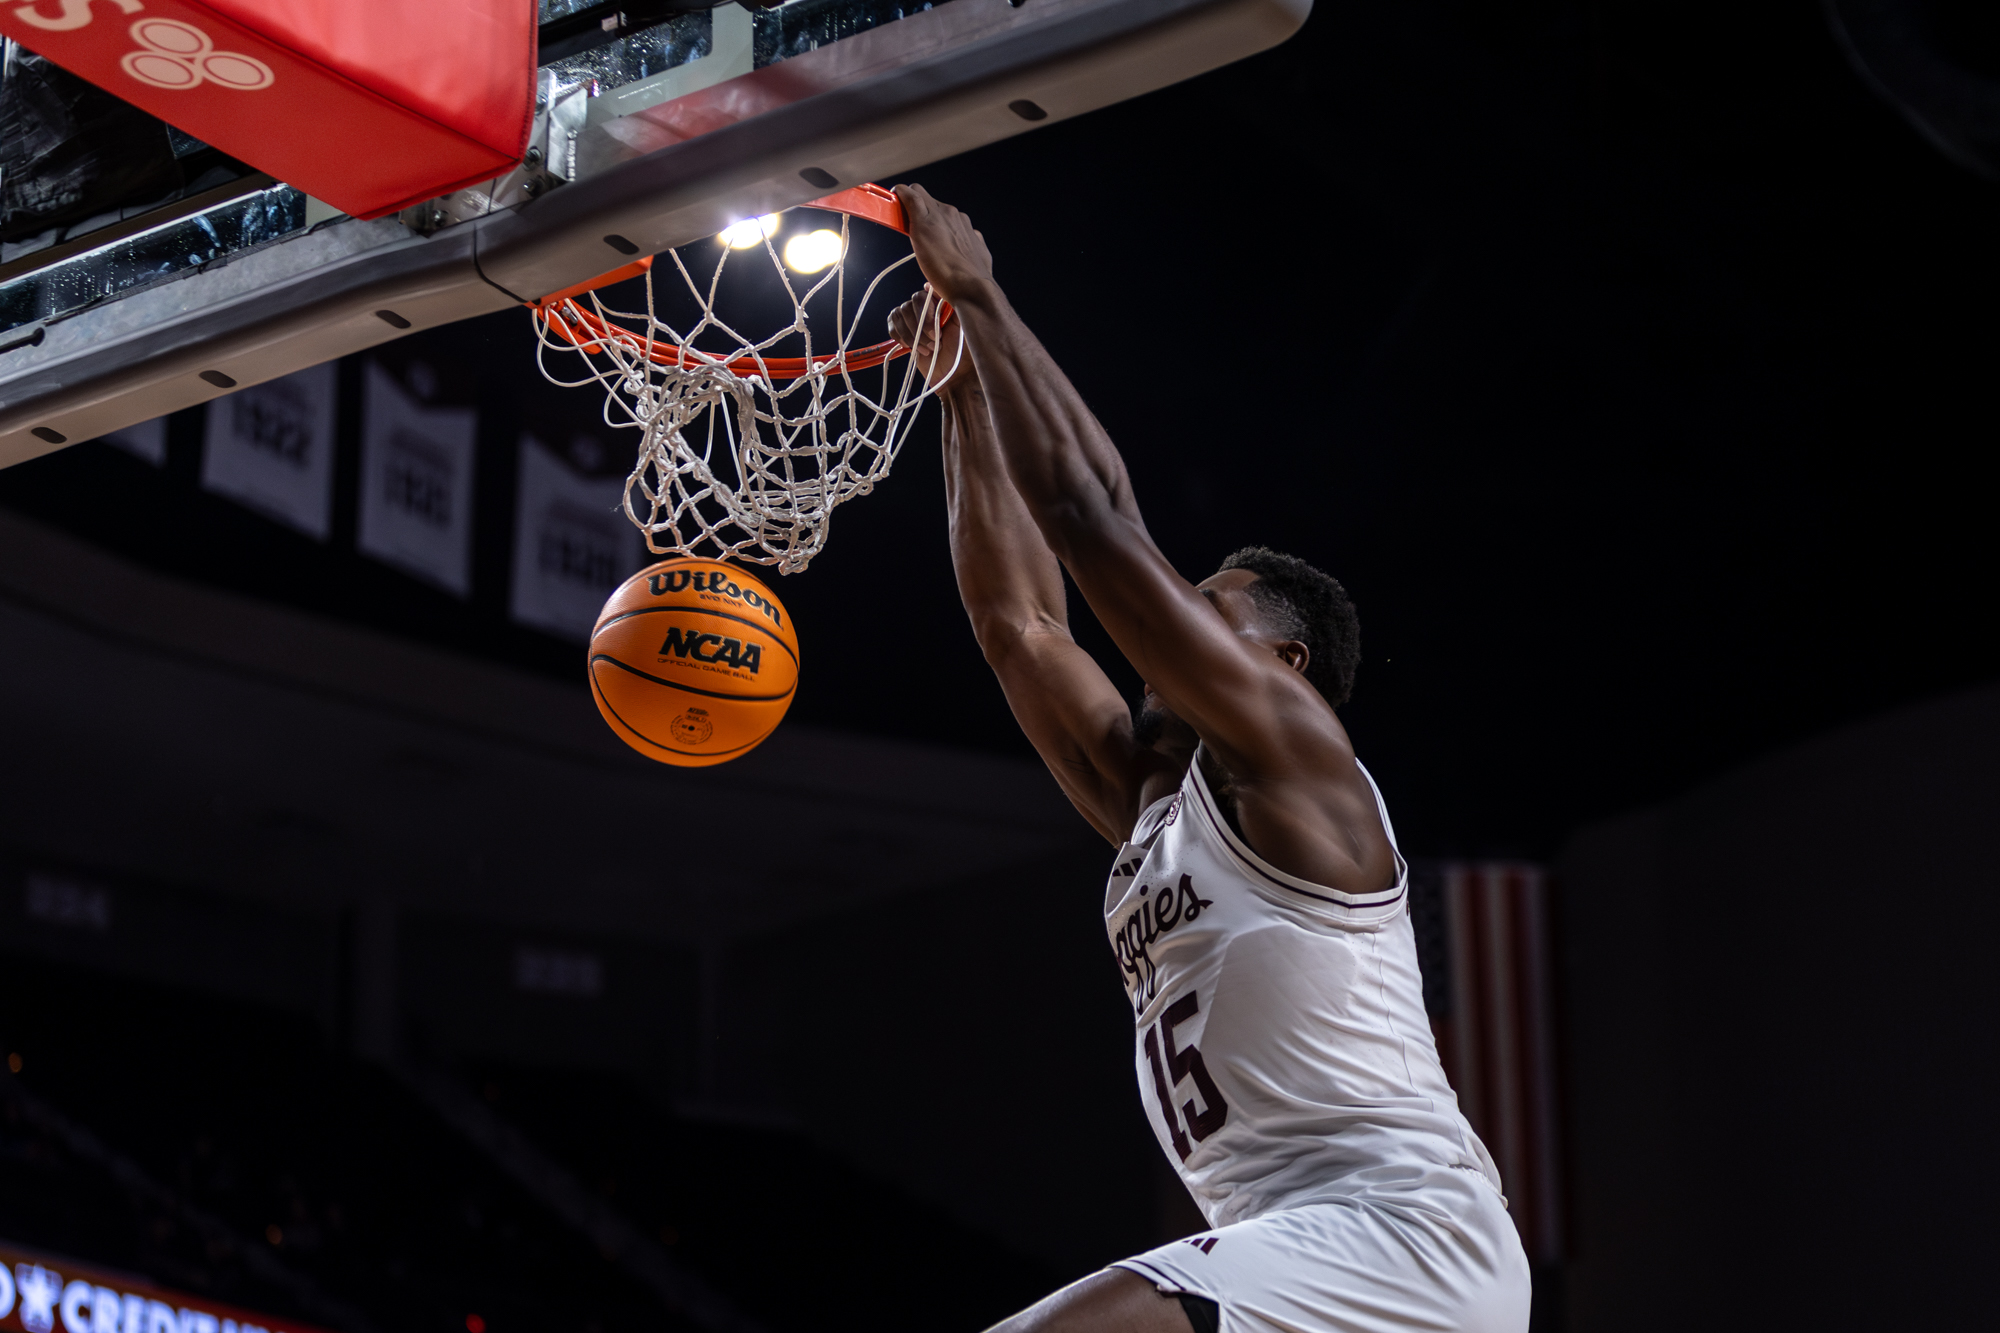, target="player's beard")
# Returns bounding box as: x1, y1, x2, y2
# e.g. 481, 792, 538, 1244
1132, 694, 1170, 748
